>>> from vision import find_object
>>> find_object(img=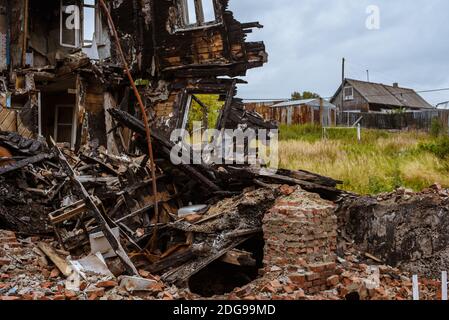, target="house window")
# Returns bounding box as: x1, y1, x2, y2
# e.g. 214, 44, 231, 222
344, 86, 354, 101
60, 0, 103, 49
82, 0, 96, 47
60, 0, 80, 48
180, 0, 217, 27
182, 94, 224, 137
